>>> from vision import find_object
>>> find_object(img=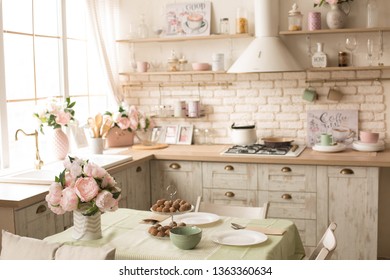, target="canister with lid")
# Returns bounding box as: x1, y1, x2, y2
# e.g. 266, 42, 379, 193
288, 3, 303, 31
212, 53, 224, 71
